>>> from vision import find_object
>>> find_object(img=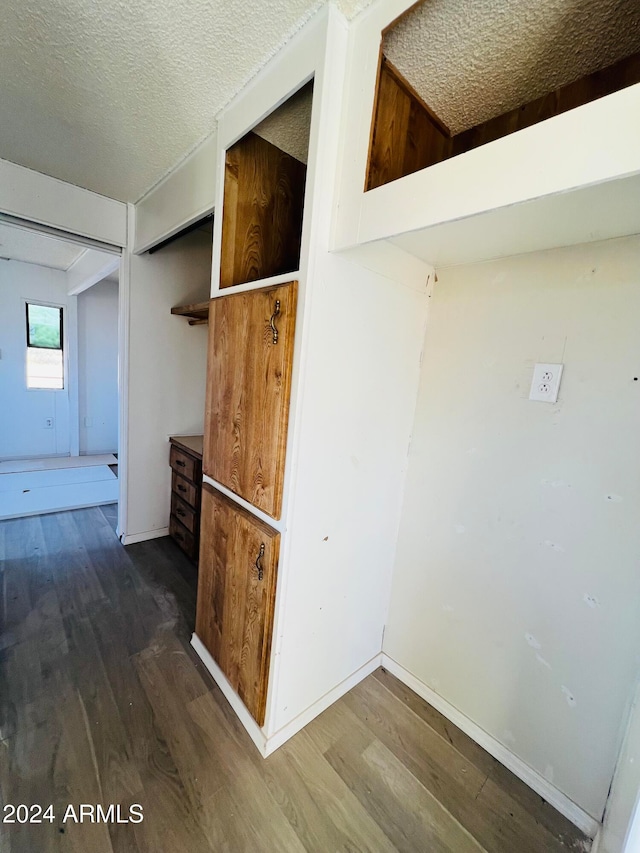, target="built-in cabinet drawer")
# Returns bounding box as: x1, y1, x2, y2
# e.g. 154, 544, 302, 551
169, 515, 197, 561
169, 436, 203, 563
171, 492, 197, 534
171, 471, 198, 509
170, 445, 199, 483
